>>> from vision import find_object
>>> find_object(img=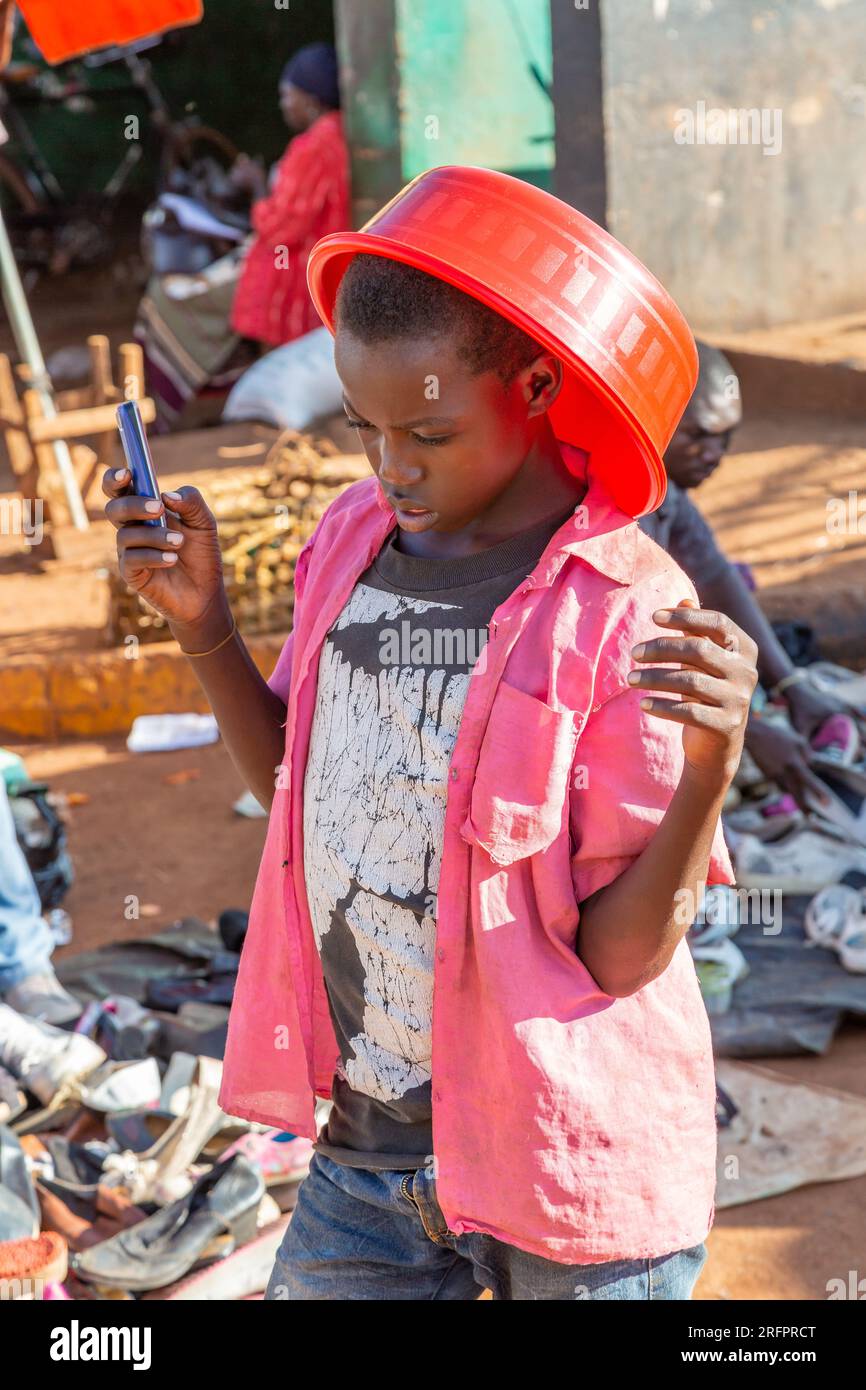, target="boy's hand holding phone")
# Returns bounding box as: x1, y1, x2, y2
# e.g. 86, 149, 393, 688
104, 405, 232, 653
628, 599, 759, 794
